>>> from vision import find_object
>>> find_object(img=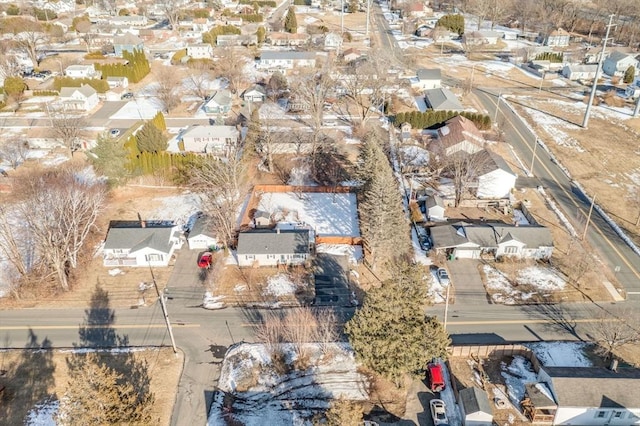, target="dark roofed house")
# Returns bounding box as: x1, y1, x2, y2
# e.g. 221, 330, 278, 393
430, 222, 553, 260
535, 366, 640, 425
187, 215, 217, 250
237, 229, 310, 267
103, 221, 182, 267
424, 87, 464, 111
113, 33, 144, 57
458, 386, 493, 426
